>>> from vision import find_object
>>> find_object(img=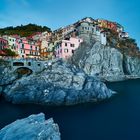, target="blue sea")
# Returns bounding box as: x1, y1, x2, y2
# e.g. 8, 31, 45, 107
0, 79, 140, 140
